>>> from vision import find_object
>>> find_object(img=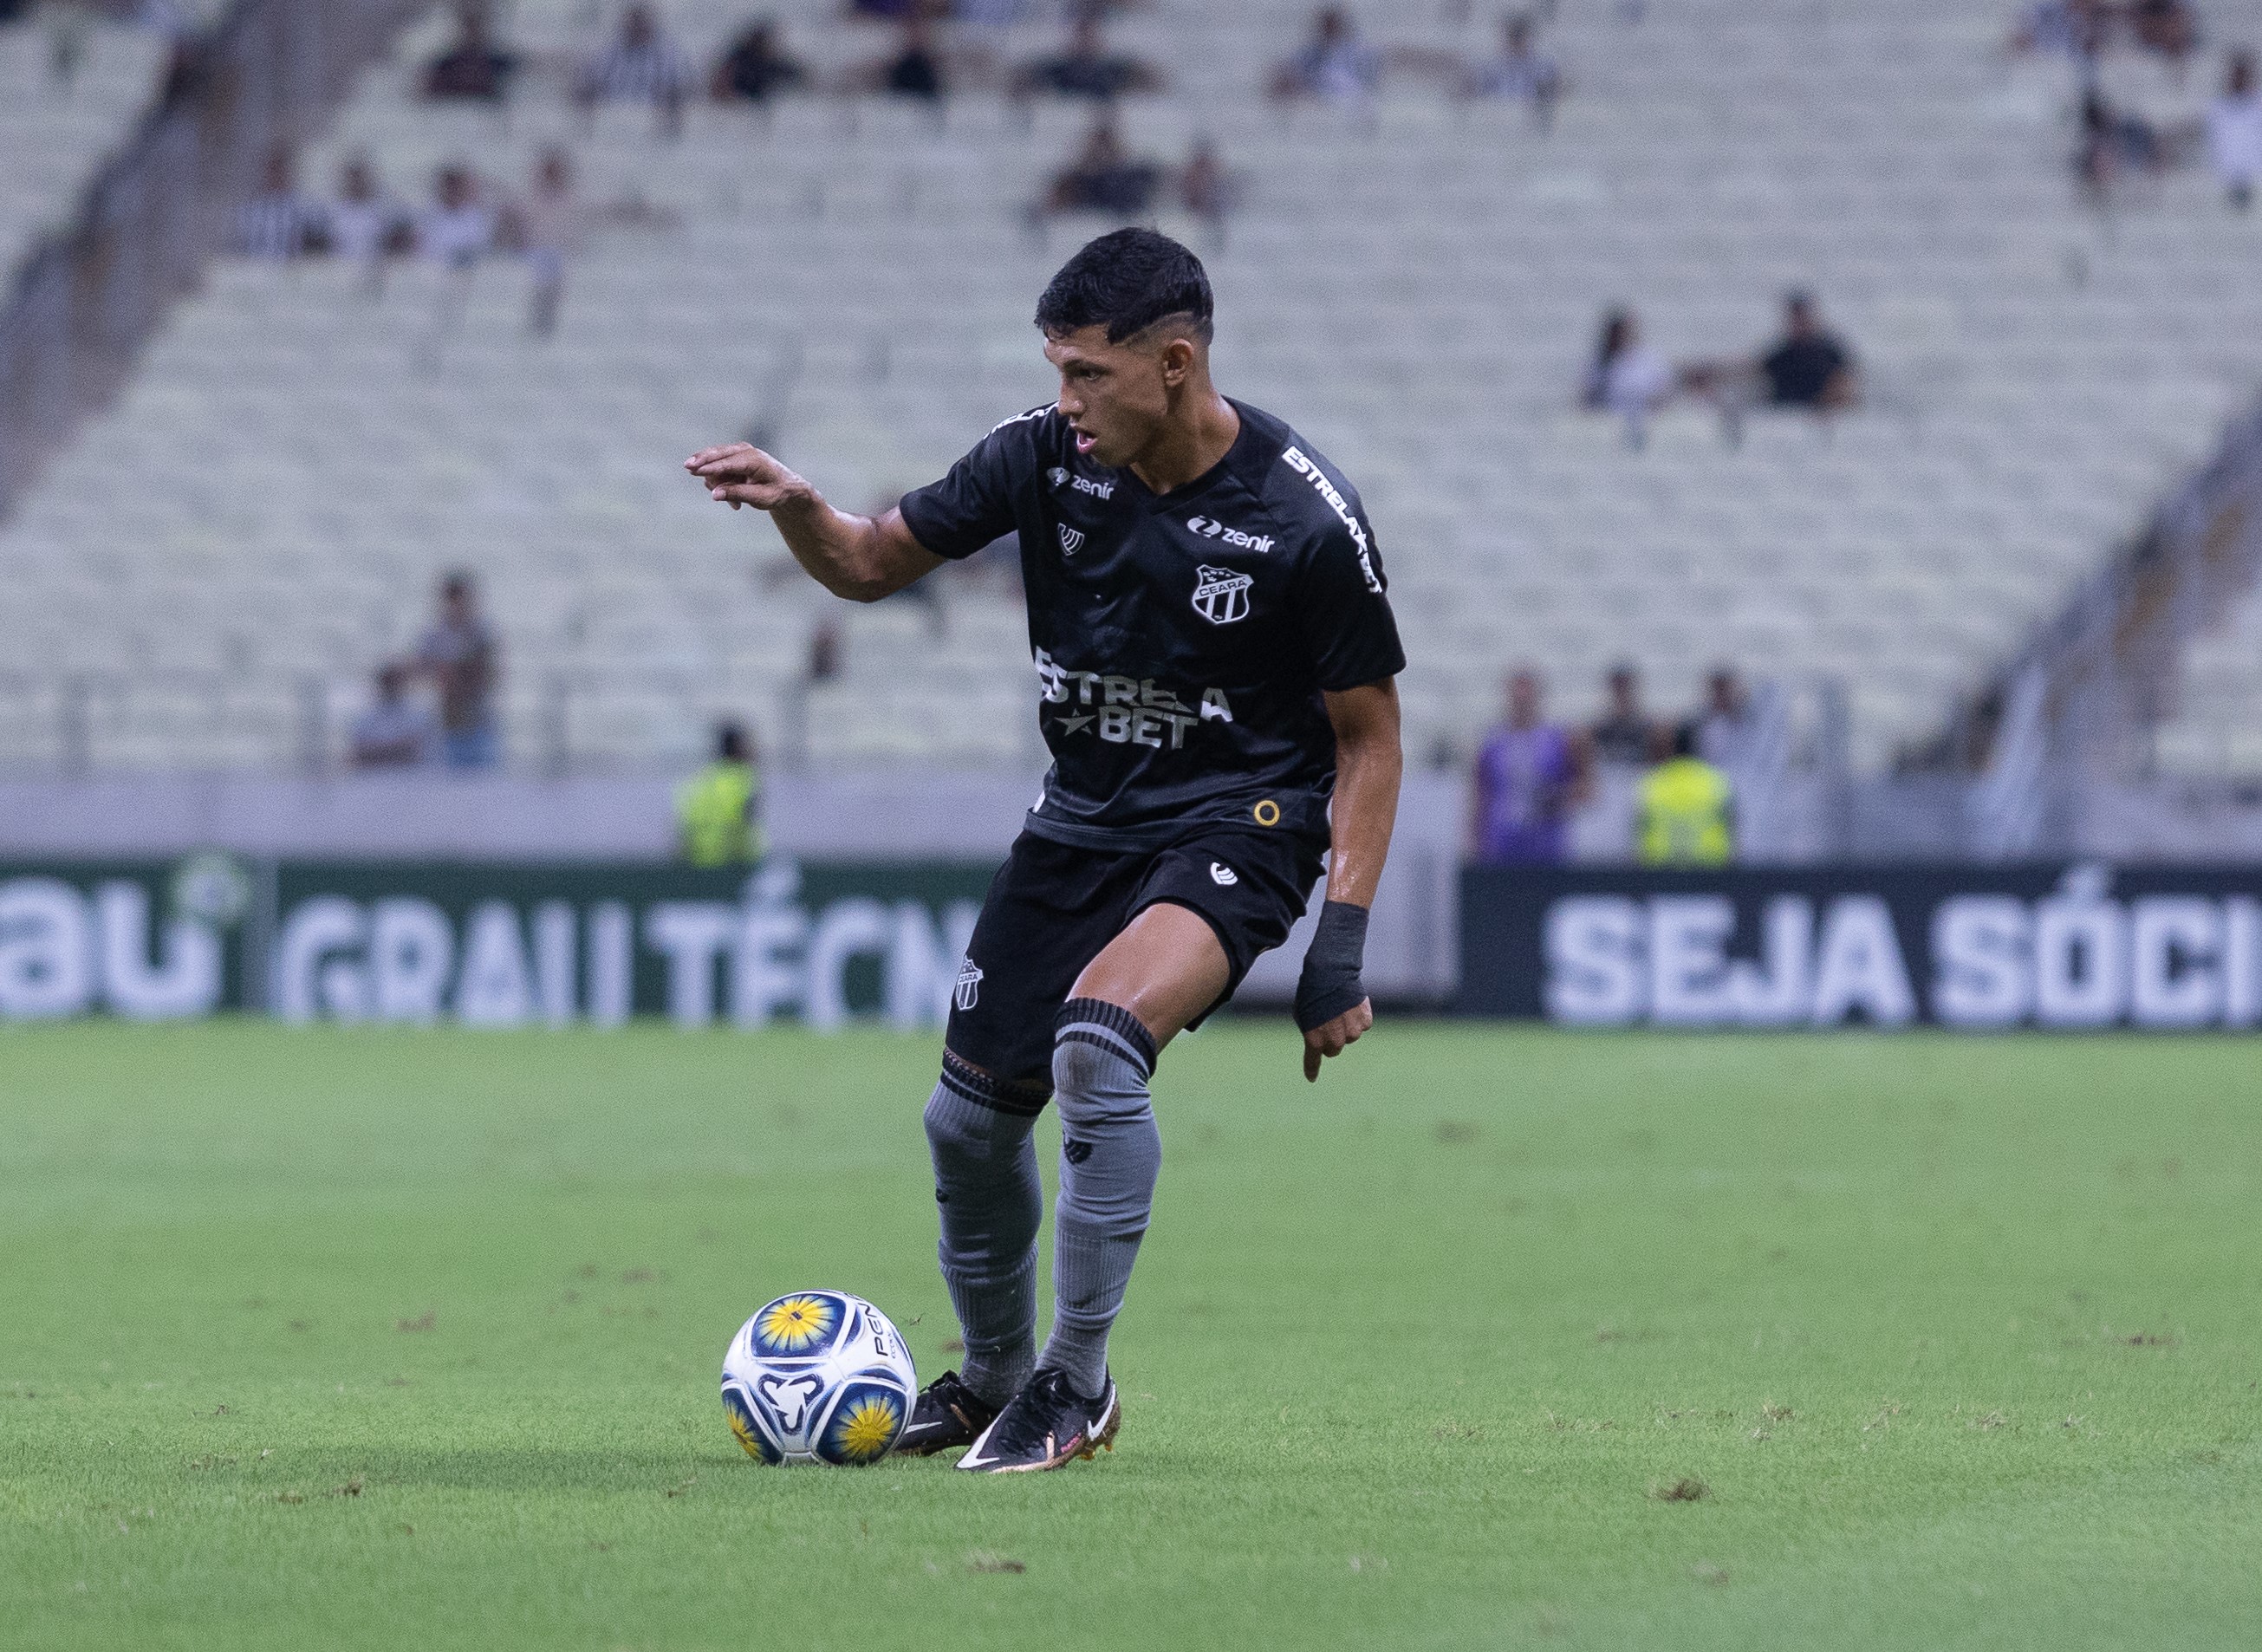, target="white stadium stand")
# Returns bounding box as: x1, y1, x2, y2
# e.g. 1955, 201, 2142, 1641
0, 10, 172, 279
2, 0, 2260, 777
